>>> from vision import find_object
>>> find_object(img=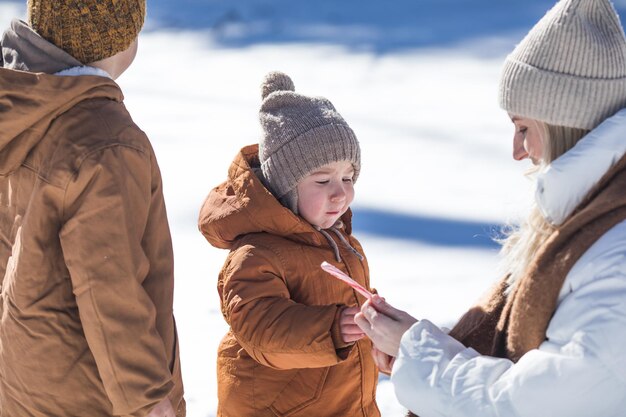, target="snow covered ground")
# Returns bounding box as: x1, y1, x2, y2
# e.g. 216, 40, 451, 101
140, 42, 518, 417
3, 1, 625, 415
